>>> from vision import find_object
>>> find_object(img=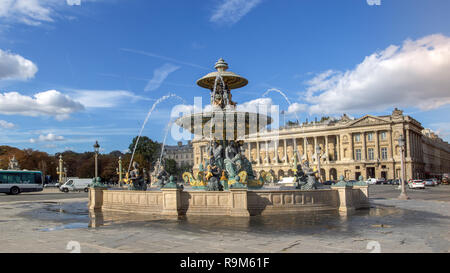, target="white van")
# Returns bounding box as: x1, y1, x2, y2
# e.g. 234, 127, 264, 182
60, 178, 92, 193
